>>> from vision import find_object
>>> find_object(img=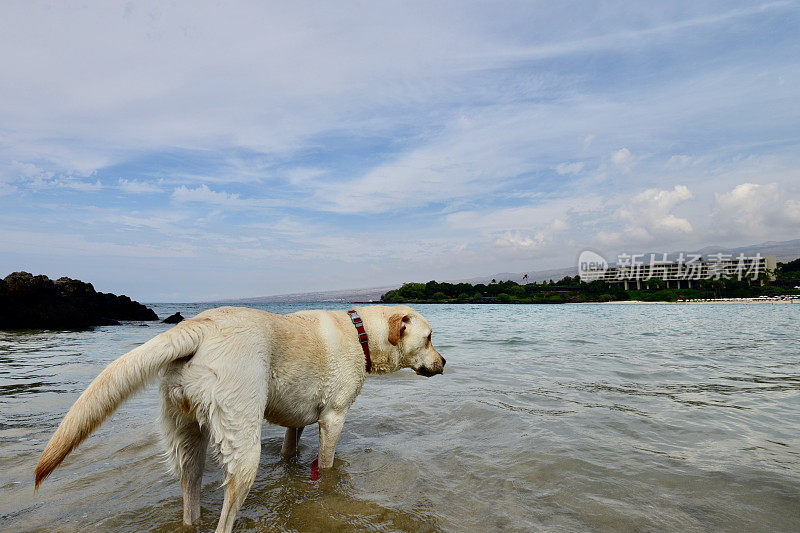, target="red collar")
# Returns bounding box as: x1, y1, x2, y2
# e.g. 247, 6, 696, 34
347, 310, 371, 373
